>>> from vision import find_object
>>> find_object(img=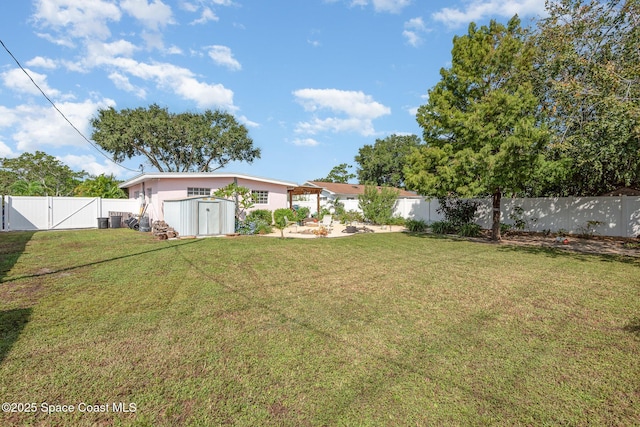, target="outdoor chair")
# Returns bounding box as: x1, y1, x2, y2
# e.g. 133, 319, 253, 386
284, 216, 298, 232
320, 214, 333, 232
